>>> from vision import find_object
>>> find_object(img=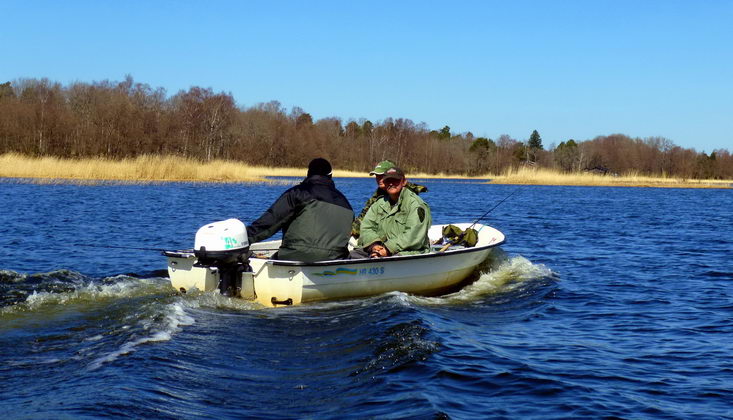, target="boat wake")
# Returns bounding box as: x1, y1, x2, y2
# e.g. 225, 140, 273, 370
0, 269, 195, 371
407, 253, 556, 306
0, 252, 556, 373
177, 288, 264, 311
299, 252, 557, 310
351, 319, 440, 376
0, 271, 172, 316
87, 301, 194, 370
